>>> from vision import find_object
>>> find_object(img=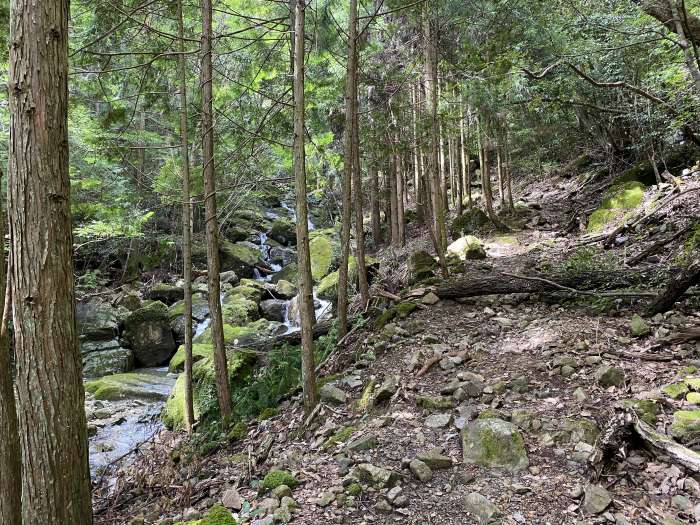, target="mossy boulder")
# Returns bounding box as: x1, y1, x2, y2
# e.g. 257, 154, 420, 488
270, 218, 297, 246
271, 262, 298, 284
309, 233, 334, 282
122, 301, 177, 367
623, 399, 660, 425
375, 302, 418, 329
162, 349, 258, 430
461, 418, 529, 472
85, 372, 170, 401
450, 208, 490, 240
408, 250, 438, 285
671, 410, 700, 443
83, 347, 134, 378
169, 343, 214, 373
218, 240, 261, 278
145, 282, 184, 305
630, 314, 651, 337
447, 235, 486, 261
587, 181, 645, 233
193, 319, 282, 347
221, 293, 259, 326
176, 504, 237, 525
316, 256, 378, 302
275, 279, 297, 299
323, 426, 356, 450
663, 382, 690, 400
261, 470, 299, 492
168, 295, 210, 323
